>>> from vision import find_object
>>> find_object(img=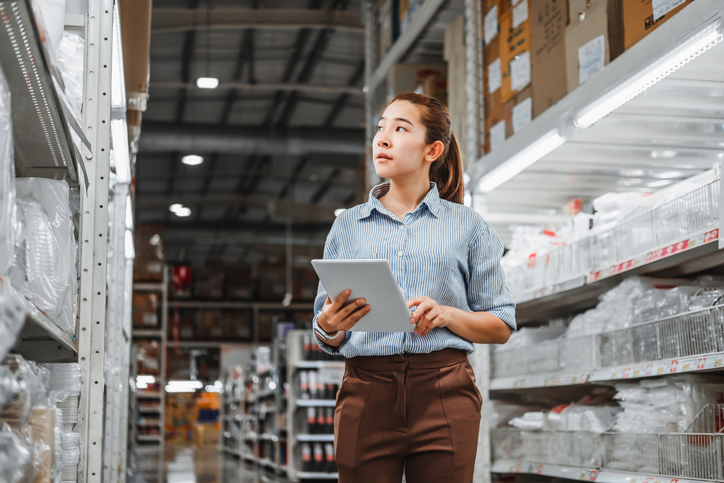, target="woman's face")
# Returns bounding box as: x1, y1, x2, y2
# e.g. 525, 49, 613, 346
373, 100, 443, 181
